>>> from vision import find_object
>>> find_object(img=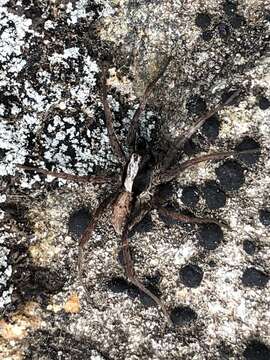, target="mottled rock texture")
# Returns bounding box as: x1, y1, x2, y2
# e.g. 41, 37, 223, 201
0, 0, 269, 359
